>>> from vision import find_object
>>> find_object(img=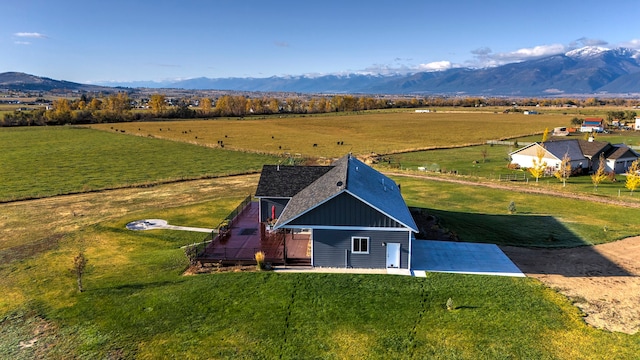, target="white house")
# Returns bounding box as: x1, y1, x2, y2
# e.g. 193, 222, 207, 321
509, 141, 588, 174
580, 118, 605, 133
509, 139, 639, 174
635, 117, 640, 131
